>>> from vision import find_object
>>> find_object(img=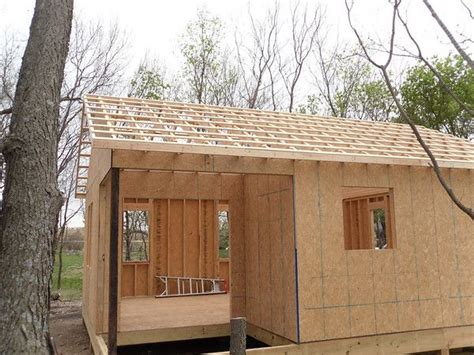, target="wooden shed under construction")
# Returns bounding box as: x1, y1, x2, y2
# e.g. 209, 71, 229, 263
77, 94, 474, 354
